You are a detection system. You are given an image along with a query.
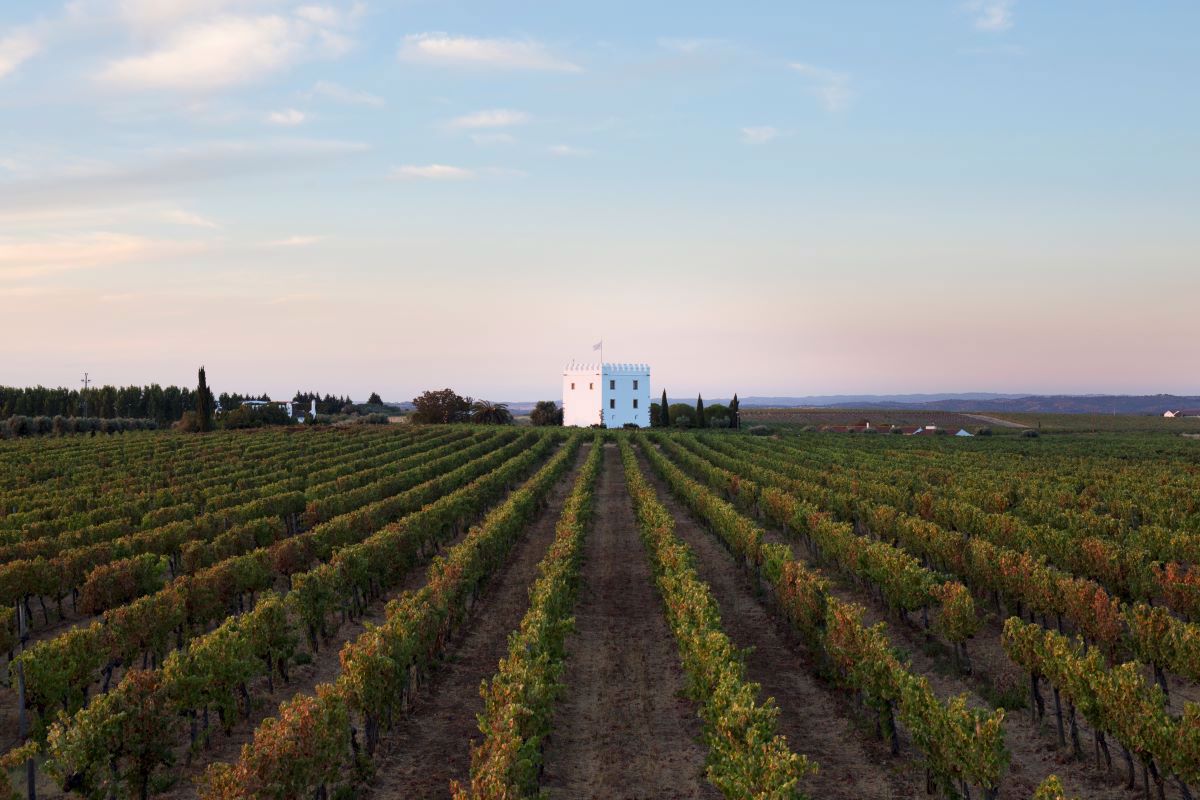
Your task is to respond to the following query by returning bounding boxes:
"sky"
[1,1,1198,402]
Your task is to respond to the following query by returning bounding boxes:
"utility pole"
[80,372,90,417]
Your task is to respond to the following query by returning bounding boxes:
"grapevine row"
[637,437,1009,799]
[452,434,603,799]
[196,433,585,799]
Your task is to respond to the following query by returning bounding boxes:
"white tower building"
[562,361,651,428]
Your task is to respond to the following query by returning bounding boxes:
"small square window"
[609,398,615,409]
[632,399,638,408]
[633,379,638,390]
[609,379,615,390]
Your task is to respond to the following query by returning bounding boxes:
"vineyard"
[3,426,1200,799]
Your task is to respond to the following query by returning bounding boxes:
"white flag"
[592,340,602,351]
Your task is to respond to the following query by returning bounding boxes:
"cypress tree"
[695,394,706,429]
[661,389,669,427]
[196,366,214,432]
[730,393,740,430]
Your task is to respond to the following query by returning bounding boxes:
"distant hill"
[733,394,1200,415]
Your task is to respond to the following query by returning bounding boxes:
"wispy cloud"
[267,108,307,125]
[265,234,323,246]
[471,133,516,146]
[548,144,592,157]
[97,9,358,91]
[112,0,278,32]
[294,3,366,29]
[656,37,729,54]
[740,126,781,145]
[398,33,580,72]
[391,164,474,180]
[789,62,853,111]
[0,233,204,279]
[448,108,529,129]
[966,0,1015,32]
[0,28,40,79]
[308,79,383,106]
[388,164,522,181]
[163,208,219,228]
[0,138,369,211]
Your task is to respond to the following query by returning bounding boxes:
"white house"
[562,361,651,428]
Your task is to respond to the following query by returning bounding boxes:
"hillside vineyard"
[2,427,1199,800]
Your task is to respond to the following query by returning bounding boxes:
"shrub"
[6,416,31,438]
[975,427,993,436]
[220,404,292,430]
[174,411,202,432]
[705,403,731,425]
[530,400,563,426]
[748,425,771,436]
[1022,429,1040,438]
[668,403,696,428]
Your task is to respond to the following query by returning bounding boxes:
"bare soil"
[364,443,589,800]
[539,444,716,800]
[633,446,923,800]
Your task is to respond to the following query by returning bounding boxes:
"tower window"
[609,379,615,390]
[633,399,638,408]
[609,398,615,409]
[589,382,593,390]
[570,382,575,390]
[633,379,638,390]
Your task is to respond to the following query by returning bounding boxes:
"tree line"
[0,384,359,422]
[651,392,741,429]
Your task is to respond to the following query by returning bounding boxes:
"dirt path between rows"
[539,444,715,800]
[364,443,589,799]
[633,446,922,800]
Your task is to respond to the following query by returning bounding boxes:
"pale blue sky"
[1,1,1197,401]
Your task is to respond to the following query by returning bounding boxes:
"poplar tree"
[661,389,669,427]
[695,394,706,429]
[196,366,214,432]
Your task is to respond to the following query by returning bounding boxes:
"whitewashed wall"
[562,364,602,427]
[601,363,651,428]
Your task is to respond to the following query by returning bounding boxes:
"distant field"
[741,406,1200,434]
[740,407,1004,431]
[986,411,1200,433]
